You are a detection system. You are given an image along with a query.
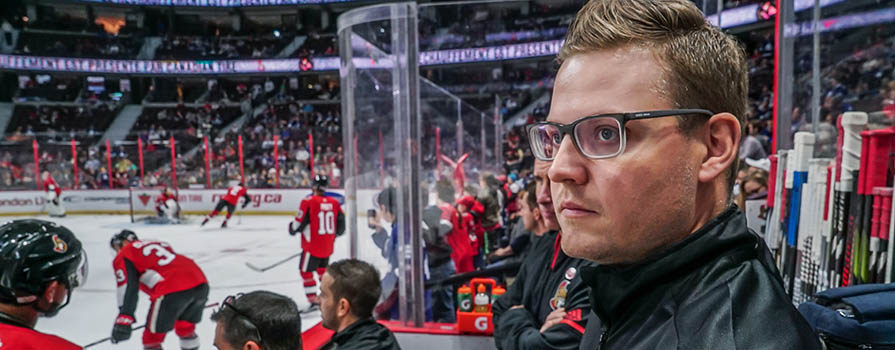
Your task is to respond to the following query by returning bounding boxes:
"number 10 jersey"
[295,195,344,258]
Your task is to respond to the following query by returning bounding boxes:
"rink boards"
[0,188,382,216]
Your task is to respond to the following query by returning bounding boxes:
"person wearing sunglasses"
[537,0,821,349]
[211,291,302,350]
[319,259,400,350]
[0,219,88,350]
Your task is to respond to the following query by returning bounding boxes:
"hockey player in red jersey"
[42,171,66,217]
[0,219,88,350]
[201,182,250,228]
[288,175,345,309]
[155,187,180,221]
[110,230,209,350]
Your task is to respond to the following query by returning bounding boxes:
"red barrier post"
[274,135,280,188]
[238,134,245,183]
[204,136,211,188]
[771,3,780,154]
[170,136,177,189]
[32,139,40,190]
[436,127,441,181]
[138,138,145,187]
[106,139,113,189]
[71,139,78,189]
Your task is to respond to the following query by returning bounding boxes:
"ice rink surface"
[6,214,386,350]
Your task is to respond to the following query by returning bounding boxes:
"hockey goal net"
[128,186,184,223]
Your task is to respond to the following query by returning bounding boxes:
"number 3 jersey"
[294,195,345,258]
[113,240,208,315]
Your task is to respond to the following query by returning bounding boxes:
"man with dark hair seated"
[211,290,302,350]
[320,259,401,350]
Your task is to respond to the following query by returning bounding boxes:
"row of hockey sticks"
[765,112,895,305]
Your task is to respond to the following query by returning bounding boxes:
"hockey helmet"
[110,229,138,250]
[313,174,329,190]
[0,219,87,314]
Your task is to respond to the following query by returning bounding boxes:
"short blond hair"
[560,0,747,130]
[560,0,748,190]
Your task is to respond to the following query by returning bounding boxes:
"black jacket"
[320,318,401,350]
[422,205,453,267]
[493,231,594,350]
[579,207,822,349]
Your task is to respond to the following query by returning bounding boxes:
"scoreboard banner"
[0,39,564,75]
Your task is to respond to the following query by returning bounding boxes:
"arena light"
[705,0,845,28]
[757,1,777,21]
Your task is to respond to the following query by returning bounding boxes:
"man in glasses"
[534,0,820,348]
[211,291,302,350]
[0,219,87,350]
[319,259,400,350]
[109,230,209,350]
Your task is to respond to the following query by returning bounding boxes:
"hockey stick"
[819,162,836,292]
[768,152,786,268]
[887,185,895,283]
[797,158,827,302]
[852,129,874,285]
[839,112,868,286]
[863,130,894,282]
[245,252,303,272]
[784,132,814,300]
[829,116,847,288]
[83,302,220,348]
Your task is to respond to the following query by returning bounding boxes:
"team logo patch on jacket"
[550,280,570,310]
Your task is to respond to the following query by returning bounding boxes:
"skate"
[221,220,228,228]
[200,218,209,227]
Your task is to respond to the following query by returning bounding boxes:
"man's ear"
[698,113,740,184]
[43,280,63,303]
[338,298,350,317]
[243,341,261,350]
[531,207,541,222]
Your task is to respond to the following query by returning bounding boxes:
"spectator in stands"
[211,290,302,350]
[421,184,457,324]
[739,120,767,160]
[371,187,432,321]
[541,0,820,348]
[319,259,401,350]
[736,166,769,210]
[477,172,504,253]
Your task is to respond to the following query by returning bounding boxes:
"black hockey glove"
[111,314,135,343]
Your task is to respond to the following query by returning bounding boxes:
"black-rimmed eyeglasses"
[221,294,262,344]
[526,109,714,161]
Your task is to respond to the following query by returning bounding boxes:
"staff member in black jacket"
[211,291,302,350]
[492,160,593,350]
[320,259,400,350]
[535,0,821,348]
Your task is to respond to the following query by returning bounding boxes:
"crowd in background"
[155,35,288,60]
[2,9,895,194]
